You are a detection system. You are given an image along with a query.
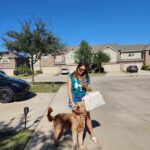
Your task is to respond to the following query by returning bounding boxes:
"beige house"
[143,45,150,67]
[1,44,150,75]
[53,48,77,73]
[63,44,150,72]
[33,53,63,74]
[0,51,29,75]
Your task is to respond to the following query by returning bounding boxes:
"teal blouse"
[69,73,90,97]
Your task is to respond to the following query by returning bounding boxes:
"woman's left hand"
[81,81,92,91]
[81,81,88,88]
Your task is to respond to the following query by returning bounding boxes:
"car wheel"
[0,88,14,103]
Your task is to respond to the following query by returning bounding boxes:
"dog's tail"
[47,107,54,122]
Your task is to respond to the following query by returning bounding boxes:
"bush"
[25,68,32,75]
[14,64,32,75]
[13,69,19,75]
[141,65,149,70]
[36,70,43,74]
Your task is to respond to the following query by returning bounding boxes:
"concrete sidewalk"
[0,93,55,132]
[25,84,102,150]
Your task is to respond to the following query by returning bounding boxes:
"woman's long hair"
[73,62,89,80]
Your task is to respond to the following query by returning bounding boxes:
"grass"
[13,74,31,80]
[0,130,33,150]
[31,82,61,93]
[13,74,39,80]
[91,72,106,76]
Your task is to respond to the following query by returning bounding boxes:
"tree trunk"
[39,58,42,71]
[99,63,102,73]
[38,51,43,72]
[31,57,35,84]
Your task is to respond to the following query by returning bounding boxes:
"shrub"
[36,70,43,74]
[141,65,149,70]
[14,64,32,75]
[18,64,27,74]
[13,69,19,75]
[25,68,32,75]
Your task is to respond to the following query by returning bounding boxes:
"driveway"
[105,70,150,77]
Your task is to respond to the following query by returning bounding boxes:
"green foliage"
[36,70,43,74]
[13,69,19,75]
[14,64,32,75]
[31,83,61,93]
[92,51,110,66]
[75,40,92,64]
[0,130,33,150]
[141,65,150,70]
[3,17,64,83]
[3,18,63,56]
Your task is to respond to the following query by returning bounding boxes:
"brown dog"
[47,102,87,150]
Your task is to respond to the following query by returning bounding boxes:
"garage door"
[103,64,121,72]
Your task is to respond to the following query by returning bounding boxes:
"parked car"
[127,65,138,73]
[61,68,69,75]
[94,67,104,73]
[0,73,30,103]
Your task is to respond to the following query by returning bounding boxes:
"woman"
[67,62,99,144]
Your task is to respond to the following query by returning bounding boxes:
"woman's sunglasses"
[78,67,86,72]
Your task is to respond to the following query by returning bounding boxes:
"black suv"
[127,65,138,73]
[0,73,30,103]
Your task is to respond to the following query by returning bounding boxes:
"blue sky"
[0,0,150,51]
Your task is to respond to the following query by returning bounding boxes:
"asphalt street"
[90,76,150,150]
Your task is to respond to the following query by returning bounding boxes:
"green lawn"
[0,130,33,150]
[31,83,61,93]
[91,72,106,76]
[12,74,32,80]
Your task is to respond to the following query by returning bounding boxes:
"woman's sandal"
[90,136,99,144]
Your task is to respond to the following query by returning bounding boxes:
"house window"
[70,54,74,59]
[128,52,134,57]
[0,56,10,63]
[42,56,49,61]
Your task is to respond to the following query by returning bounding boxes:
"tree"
[2,18,63,83]
[75,40,92,64]
[92,51,110,73]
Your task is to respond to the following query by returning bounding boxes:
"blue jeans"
[68,96,83,109]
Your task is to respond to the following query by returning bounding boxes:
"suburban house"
[143,45,150,67]
[60,44,150,72]
[53,47,77,73]
[1,44,150,75]
[0,51,29,75]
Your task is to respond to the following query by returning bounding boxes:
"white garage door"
[103,64,121,72]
